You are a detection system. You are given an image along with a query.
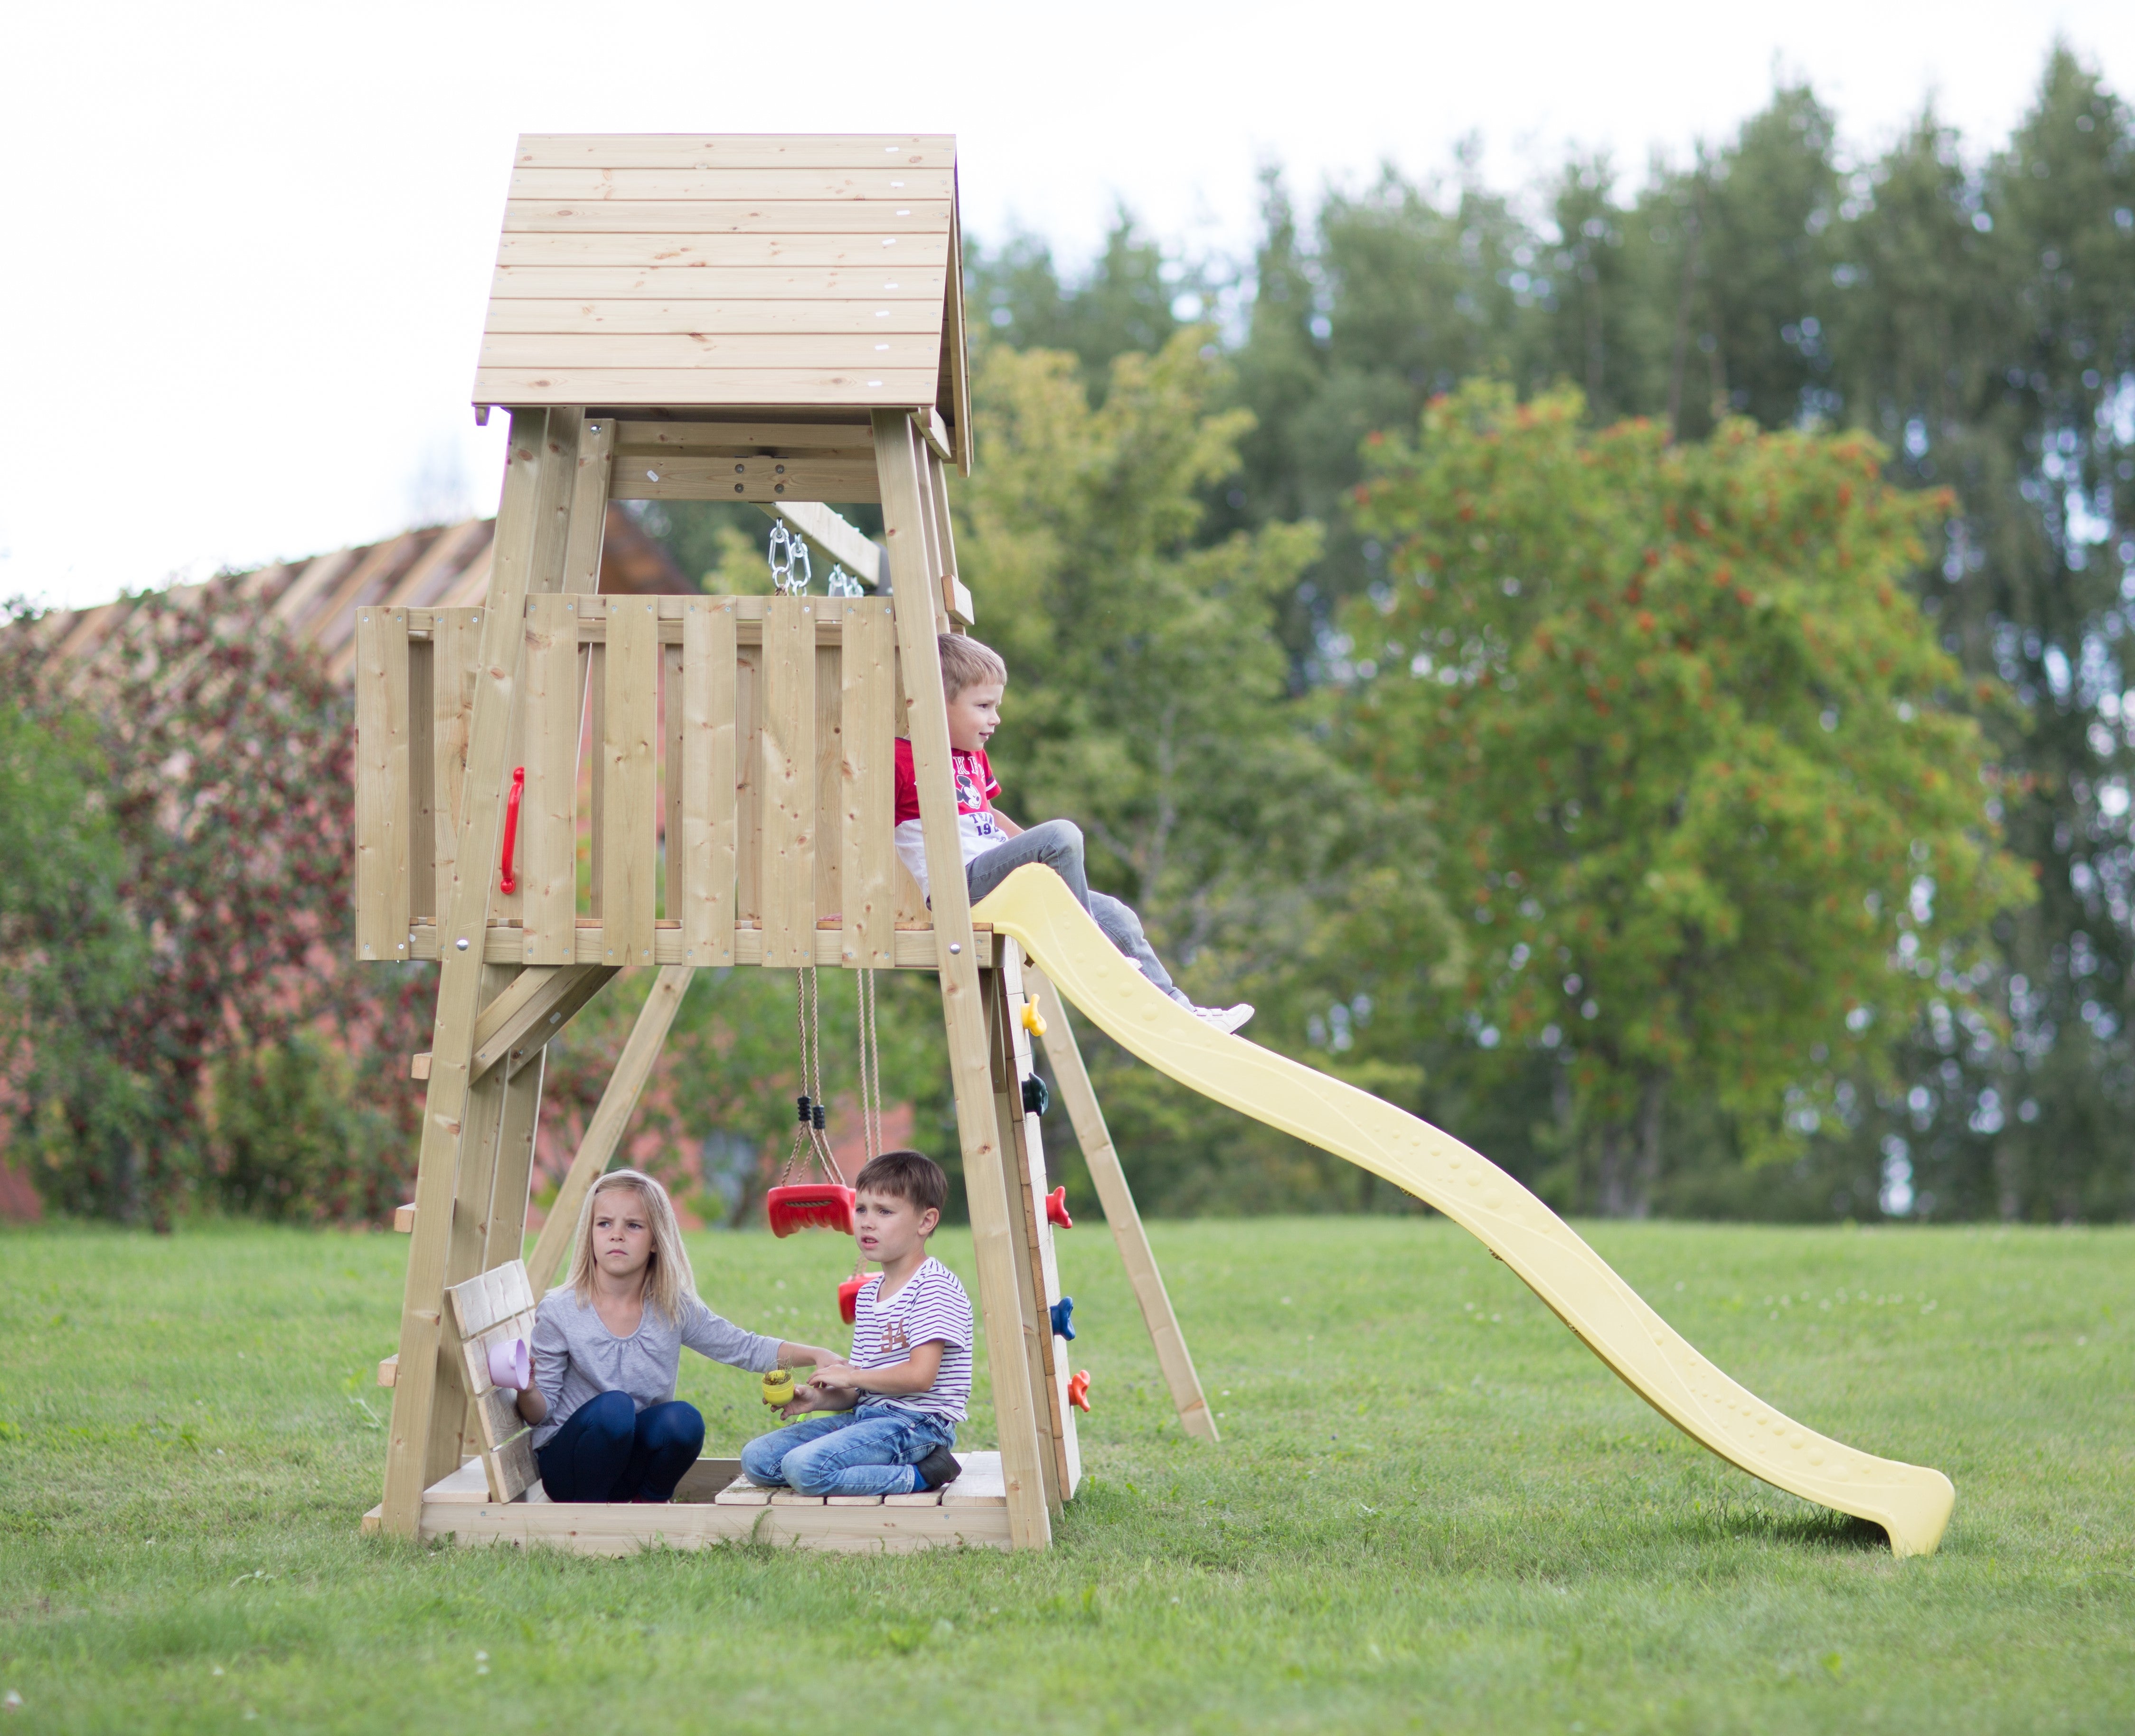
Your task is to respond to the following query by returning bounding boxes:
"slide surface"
[973,866,1955,1557]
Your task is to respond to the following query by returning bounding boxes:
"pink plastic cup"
[488,1336,531,1392]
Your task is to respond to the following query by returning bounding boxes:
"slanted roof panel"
[475,132,970,449]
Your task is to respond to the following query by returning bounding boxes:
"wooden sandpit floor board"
[362,1452,1013,1555]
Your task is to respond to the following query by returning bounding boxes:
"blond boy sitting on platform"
[894,633,1252,1033]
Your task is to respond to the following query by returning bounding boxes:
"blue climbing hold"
[1050,1296,1076,1341]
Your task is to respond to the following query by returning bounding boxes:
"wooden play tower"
[355,133,1214,1554]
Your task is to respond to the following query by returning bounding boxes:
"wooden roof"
[474,134,973,470]
[36,507,686,688]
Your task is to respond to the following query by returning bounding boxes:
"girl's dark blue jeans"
[535,1390,705,1502]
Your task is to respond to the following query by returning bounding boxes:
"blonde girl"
[516,1170,838,1503]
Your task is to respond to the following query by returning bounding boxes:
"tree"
[1346,382,2032,1214]
[0,589,417,1226]
[950,332,1448,1209]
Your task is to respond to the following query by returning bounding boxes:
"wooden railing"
[353,593,940,972]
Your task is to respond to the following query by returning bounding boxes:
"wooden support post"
[875,407,1051,1550]
[526,965,695,1295]
[381,407,581,1540]
[1023,965,1218,1443]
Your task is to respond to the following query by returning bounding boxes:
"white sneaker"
[1194,1003,1254,1035]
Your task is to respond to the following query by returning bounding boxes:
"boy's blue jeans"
[740,1405,955,1497]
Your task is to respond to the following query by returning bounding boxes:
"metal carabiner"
[767,523,795,591]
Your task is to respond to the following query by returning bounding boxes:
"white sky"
[2,0,2127,610]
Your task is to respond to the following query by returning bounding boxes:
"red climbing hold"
[1066,1369,1091,1413]
[1045,1186,1073,1229]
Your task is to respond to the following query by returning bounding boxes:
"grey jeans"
[965,820,1190,1006]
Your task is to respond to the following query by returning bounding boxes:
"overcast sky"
[3,0,2127,611]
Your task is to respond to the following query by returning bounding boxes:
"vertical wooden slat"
[602,596,658,964]
[354,606,411,961]
[841,598,898,969]
[759,594,817,968]
[492,640,528,932]
[814,597,845,928]
[587,642,606,918]
[430,608,483,910]
[521,593,582,963]
[681,599,738,966]
[734,646,760,925]
[407,635,436,924]
[875,406,1051,1550]
[663,637,684,916]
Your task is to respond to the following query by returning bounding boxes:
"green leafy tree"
[949,332,1451,1210]
[1346,382,2032,1213]
[1,590,422,1226]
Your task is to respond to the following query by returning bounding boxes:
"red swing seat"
[765,1183,856,1238]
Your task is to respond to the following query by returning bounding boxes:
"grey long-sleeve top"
[528,1286,782,1450]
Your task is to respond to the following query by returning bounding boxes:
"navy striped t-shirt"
[849,1255,973,1423]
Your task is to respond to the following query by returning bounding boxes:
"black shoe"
[913,1444,962,1491]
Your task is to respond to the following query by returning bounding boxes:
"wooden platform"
[361,1451,1013,1555]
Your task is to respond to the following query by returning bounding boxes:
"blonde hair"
[565,1169,697,1323]
[937,632,1007,701]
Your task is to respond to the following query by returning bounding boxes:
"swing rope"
[856,967,884,1165]
[780,966,840,1187]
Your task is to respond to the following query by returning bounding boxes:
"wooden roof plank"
[515,134,954,170]
[480,333,941,368]
[495,233,951,270]
[511,168,956,200]
[473,368,939,407]
[490,266,946,301]
[484,300,943,336]
[502,200,951,236]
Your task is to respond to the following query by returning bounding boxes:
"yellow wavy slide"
[972,865,1955,1557]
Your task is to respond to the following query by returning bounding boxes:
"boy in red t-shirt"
[893,633,1252,1033]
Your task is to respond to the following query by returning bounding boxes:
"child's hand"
[780,1384,823,1417]
[810,1360,865,1391]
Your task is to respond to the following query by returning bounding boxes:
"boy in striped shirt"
[739,1150,970,1496]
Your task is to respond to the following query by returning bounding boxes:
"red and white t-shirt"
[848,1256,973,1423]
[893,737,1008,899]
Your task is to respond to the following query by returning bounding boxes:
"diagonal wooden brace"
[470,963,619,1082]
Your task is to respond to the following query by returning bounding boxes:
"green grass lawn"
[0,1214,2129,1734]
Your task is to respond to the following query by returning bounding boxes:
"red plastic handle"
[498,766,524,895]
[1045,1185,1073,1229]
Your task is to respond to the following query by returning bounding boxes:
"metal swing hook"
[768,523,813,595]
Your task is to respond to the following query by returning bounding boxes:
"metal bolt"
[949,943,961,954]
[455,937,470,951]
